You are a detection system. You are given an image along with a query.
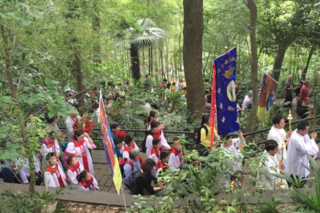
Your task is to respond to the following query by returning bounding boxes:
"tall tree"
[66,0,85,114]
[114,18,166,80]
[183,0,205,119]
[245,0,259,135]
[92,0,102,63]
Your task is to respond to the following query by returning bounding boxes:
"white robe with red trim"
[44,163,68,188]
[67,161,84,185]
[150,147,160,166]
[78,175,99,191]
[147,123,170,150]
[122,142,139,159]
[169,148,182,169]
[154,160,169,179]
[65,137,96,175]
[40,139,62,169]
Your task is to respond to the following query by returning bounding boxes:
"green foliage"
[0,188,65,213]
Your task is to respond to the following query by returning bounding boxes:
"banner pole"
[121,184,128,212]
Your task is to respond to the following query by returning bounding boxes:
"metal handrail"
[59,115,320,137]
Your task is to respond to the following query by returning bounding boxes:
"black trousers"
[284,94,293,108]
[287,174,307,188]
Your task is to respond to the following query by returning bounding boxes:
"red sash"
[68,140,89,171]
[46,163,65,188]
[68,161,82,174]
[156,160,168,170]
[43,139,56,149]
[80,175,96,191]
[171,148,182,163]
[151,147,160,158]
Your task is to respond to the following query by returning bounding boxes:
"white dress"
[44,163,68,188]
[220,138,245,186]
[147,123,170,150]
[242,95,252,110]
[78,175,99,191]
[122,142,139,159]
[267,126,287,163]
[67,161,85,185]
[65,137,96,175]
[168,148,182,169]
[257,151,288,190]
[285,129,319,178]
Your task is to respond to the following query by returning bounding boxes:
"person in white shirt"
[175,78,183,92]
[285,120,318,188]
[65,113,81,142]
[257,140,288,190]
[17,156,43,185]
[220,133,245,187]
[242,90,253,110]
[267,115,292,163]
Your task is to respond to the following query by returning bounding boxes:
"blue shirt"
[111,131,118,145]
[123,159,141,185]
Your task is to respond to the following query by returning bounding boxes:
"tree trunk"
[301,46,314,81]
[245,0,259,136]
[92,0,101,63]
[166,39,169,80]
[0,20,36,194]
[154,46,159,81]
[272,48,286,82]
[130,44,141,80]
[160,47,165,78]
[66,0,85,114]
[142,47,145,74]
[179,31,182,73]
[183,0,205,119]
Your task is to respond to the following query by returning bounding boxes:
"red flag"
[210,64,217,150]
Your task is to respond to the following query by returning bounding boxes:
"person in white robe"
[67,156,84,186]
[40,131,63,169]
[65,113,81,142]
[285,120,318,188]
[242,90,253,110]
[77,170,99,191]
[257,140,288,190]
[146,121,161,158]
[44,153,68,188]
[17,156,42,185]
[150,139,161,166]
[147,111,170,150]
[267,115,292,163]
[220,133,245,187]
[122,136,142,165]
[65,130,96,175]
[169,138,182,169]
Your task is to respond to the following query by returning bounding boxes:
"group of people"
[284,74,314,118]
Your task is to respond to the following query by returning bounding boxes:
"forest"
[0,0,320,212]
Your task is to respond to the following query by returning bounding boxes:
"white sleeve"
[45,172,57,187]
[146,136,153,158]
[168,153,180,169]
[55,140,61,157]
[92,176,99,190]
[68,170,78,185]
[40,144,48,158]
[122,151,129,159]
[78,185,89,191]
[150,154,158,165]
[19,166,29,184]
[65,142,76,155]
[84,137,96,149]
[79,162,84,172]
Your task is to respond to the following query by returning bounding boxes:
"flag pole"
[121,184,128,212]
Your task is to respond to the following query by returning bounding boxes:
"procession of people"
[0,75,319,195]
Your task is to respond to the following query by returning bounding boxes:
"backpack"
[128,170,142,195]
[119,158,134,177]
[142,132,152,153]
[193,125,208,144]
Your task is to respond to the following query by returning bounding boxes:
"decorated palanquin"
[212,47,240,135]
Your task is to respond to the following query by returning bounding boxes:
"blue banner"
[214,47,240,135]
